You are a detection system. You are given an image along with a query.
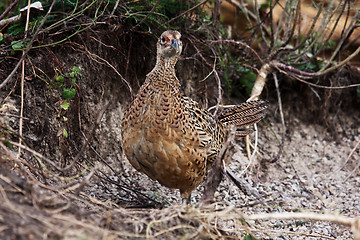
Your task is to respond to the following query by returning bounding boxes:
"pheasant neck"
[147,55,180,91]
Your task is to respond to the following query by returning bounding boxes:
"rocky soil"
[86,97,360,239]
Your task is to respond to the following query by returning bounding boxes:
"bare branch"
[0,0,20,21]
[245,211,360,239]
[209,39,264,65]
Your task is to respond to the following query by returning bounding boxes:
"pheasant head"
[149,30,183,88]
[157,30,182,61]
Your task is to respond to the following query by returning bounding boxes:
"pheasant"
[121,30,268,200]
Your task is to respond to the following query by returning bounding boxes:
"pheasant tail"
[216,100,268,137]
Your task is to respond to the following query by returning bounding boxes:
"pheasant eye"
[161,36,170,43]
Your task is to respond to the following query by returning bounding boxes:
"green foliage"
[63,128,68,138]
[11,40,24,50]
[58,66,81,101]
[120,0,209,30]
[62,88,76,100]
[5,13,47,36]
[325,40,337,49]
[237,69,256,95]
[55,76,65,87]
[5,21,25,36]
[53,66,81,140]
[217,49,256,98]
[60,66,81,100]
[70,66,82,79]
[60,100,70,110]
[11,39,30,50]
[54,66,81,120]
[1,129,14,149]
[357,87,360,103]
[55,0,78,10]
[2,0,98,40]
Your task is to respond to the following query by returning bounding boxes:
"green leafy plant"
[237,69,256,95]
[55,76,65,87]
[60,100,70,111]
[62,66,81,100]
[54,66,82,139]
[54,66,81,119]
[59,66,81,101]
[62,129,68,138]
[217,48,256,98]
[11,39,30,50]
[62,88,76,100]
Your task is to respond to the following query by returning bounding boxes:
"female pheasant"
[121,30,268,200]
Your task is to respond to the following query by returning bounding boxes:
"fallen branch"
[245,212,360,240]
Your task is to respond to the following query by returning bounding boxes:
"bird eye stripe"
[161,36,171,43]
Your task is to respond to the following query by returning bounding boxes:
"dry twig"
[245,212,360,240]
[17,0,31,159]
[201,126,236,203]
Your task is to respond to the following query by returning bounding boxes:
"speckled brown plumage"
[121,30,268,199]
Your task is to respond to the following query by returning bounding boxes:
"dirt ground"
[94,100,360,239]
[1,95,359,239]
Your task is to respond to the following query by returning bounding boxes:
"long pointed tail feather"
[216,100,268,136]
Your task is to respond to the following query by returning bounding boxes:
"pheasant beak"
[171,39,180,50]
